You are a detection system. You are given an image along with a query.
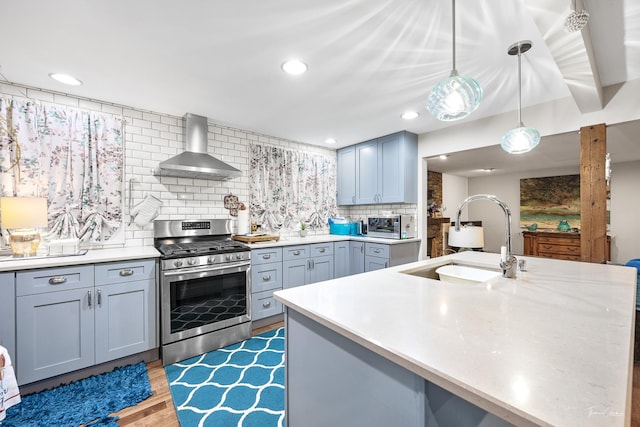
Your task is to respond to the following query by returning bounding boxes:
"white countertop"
[242,233,421,249]
[0,246,160,271]
[274,251,636,427]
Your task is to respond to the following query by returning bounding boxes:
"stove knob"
[207,256,215,264]
[226,254,232,261]
[236,253,243,260]
[187,258,198,266]
[173,260,183,268]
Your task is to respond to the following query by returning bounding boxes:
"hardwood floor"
[115,322,640,426]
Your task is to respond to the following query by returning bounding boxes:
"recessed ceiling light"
[49,73,82,86]
[439,154,449,160]
[481,168,495,172]
[325,138,336,145]
[401,111,419,120]
[281,59,308,75]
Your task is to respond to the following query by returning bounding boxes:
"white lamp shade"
[1,197,48,229]
[449,225,484,248]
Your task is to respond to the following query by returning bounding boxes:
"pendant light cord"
[517,48,522,126]
[451,0,457,74]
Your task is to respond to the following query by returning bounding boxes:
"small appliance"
[367,215,416,239]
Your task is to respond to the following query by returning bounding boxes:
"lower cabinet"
[349,241,366,275]
[0,272,16,363]
[16,260,156,385]
[283,243,334,289]
[251,247,284,321]
[365,243,390,272]
[364,241,420,272]
[334,241,350,279]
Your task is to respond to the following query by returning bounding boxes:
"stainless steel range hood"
[156,113,242,180]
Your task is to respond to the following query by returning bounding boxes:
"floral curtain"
[0,97,124,242]
[249,144,337,230]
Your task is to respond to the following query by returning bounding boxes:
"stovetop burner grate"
[157,240,249,257]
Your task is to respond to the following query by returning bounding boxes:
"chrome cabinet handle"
[262,274,271,281]
[318,248,325,253]
[293,250,301,256]
[385,261,389,268]
[119,269,134,277]
[373,248,381,254]
[262,254,271,259]
[360,245,363,253]
[87,290,92,308]
[310,259,315,270]
[49,276,67,285]
[262,301,271,308]
[97,289,102,307]
[352,195,355,204]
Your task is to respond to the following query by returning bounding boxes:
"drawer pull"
[293,250,301,256]
[318,248,325,253]
[97,289,102,307]
[119,269,134,277]
[262,254,271,260]
[262,301,271,308]
[373,248,381,254]
[262,274,271,281]
[87,290,92,308]
[49,276,67,285]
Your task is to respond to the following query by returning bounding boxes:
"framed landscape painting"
[520,175,581,230]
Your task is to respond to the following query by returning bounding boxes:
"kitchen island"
[274,251,636,427]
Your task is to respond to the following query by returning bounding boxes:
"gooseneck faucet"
[453,194,517,278]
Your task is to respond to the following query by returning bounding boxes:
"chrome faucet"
[453,194,517,278]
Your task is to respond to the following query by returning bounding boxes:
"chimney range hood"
[156,113,242,181]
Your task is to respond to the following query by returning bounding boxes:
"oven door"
[161,261,251,345]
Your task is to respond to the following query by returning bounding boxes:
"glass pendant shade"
[427,72,482,121]
[500,125,540,154]
[563,9,589,32]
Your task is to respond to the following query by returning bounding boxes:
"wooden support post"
[580,123,607,263]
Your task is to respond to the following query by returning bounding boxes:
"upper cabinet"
[337,131,418,205]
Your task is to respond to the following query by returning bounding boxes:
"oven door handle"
[162,261,250,277]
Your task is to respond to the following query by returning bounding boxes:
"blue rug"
[2,362,152,427]
[165,327,285,427]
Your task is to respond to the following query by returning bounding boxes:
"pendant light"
[563,0,589,33]
[500,40,540,155]
[427,0,482,121]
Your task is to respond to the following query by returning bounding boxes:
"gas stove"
[154,219,250,271]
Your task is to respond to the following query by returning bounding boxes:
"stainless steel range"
[154,219,251,365]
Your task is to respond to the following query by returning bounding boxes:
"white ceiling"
[0,0,638,151]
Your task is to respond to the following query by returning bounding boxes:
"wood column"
[580,123,607,263]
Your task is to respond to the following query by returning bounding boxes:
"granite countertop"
[0,246,160,272]
[274,251,635,427]
[241,234,421,249]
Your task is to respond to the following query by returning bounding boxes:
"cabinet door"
[378,133,402,203]
[365,256,389,272]
[0,272,16,362]
[17,288,94,385]
[283,258,309,289]
[94,279,156,364]
[309,255,334,283]
[334,242,350,278]
[355,140,379,204]
[349,241,365,275]
[337,146,356,206]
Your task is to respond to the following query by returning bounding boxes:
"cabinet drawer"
[538,244,581,256]
[283,245,310,261]
[251,263,283,293]
[17,265,94,296]
[251,247,283,265]
[539,253,581,261]
[252,289,283,321]
[95,259,156,286]
[365,243,390,259]
[310,243,333,257]
[537,236,579,246]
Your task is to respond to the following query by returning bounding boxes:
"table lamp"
[1,197,48,257]
[448,224,484,252]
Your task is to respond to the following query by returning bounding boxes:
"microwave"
[367,215,416,239]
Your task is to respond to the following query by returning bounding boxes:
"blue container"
[329,223,351,235]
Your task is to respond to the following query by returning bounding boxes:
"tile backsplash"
[0,82,416,247]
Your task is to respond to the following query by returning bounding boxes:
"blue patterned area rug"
[165,327,285,427]
[3,362,152,427]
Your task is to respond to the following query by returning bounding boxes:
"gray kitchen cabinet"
[349,241,366,275]
[16,260,156,385]
[364,241,420,273]
[283,243,334,289]
[251,247,284,321]
[0,272,16,362]
[334,241,350,278]
[338,131,418,206]
[94,260,156,364]
[336,146,356,206]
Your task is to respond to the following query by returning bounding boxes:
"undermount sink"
[400,261,501,284]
